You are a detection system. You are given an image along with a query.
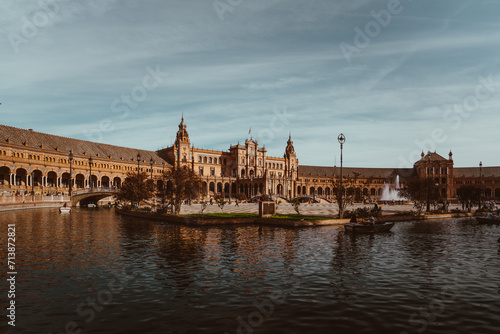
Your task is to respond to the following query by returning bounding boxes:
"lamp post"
[338,133,346,218]
[31,171,34,196]
[137,153,141,175]
[313,179,316,201]
[150,158,154,179]
[69,151,73,196]
[89,157,93,191]
[221,172,225,200]
[250,175,254,199]
[271,172,274,198]
[479,161,483,209]
[228,174,232,204]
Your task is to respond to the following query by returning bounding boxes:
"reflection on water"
[1,209,500,333]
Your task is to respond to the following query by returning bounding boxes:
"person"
[369,216,375,226]
[210,198,213,205]
[235,199,239,207]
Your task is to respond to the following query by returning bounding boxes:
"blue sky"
[1,0,499,168]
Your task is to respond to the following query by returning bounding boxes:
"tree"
[291,198,301,215]
[397,177,439,214]
[333,172,363,218]
[116,172,155,206]
[456,185,481,212]
[214,193,226,212]
[162,166,203,215]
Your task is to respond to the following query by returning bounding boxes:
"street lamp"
[271,172,274,198]
[69,151,73,196]
[150,158,154,179]
[313,179,316,201]
[338,133,346,218]
[250,174,254,199]
[89,157,93,191]
[31,171,34,196]
[137,153,141,175]
[221,172,225,200]
[228,174,232,204]
[479,161,483,209]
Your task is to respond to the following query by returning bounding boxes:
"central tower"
[174,115,191,167]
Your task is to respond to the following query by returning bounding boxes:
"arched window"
[204,157,207,163]
[209,157,212,163]
[198,156,202,162]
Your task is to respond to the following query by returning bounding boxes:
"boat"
[344,221,395,233]
[475,215,500,224]
[59,206,72,213]
[87,203,97,208]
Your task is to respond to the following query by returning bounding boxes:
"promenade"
[178,202,465,216]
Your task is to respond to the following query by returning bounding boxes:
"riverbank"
[116,208,351,227]
[115,208,478,227]
[0,201,69,212]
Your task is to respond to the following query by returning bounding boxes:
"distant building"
[0,118,499,201]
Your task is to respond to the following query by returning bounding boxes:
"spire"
[175,114,189,143]
[285,133,295,156]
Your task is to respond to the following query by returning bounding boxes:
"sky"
[1,0,499,169]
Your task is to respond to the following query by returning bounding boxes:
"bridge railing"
[72,187,118,196]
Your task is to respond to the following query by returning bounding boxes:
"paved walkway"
[179,202,465,216]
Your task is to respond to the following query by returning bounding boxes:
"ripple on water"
[1,211,500,333]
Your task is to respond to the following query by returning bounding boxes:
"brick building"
[0,117,498,202]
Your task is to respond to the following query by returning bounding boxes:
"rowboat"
[344,222,395,233]
[59,207,72,213]
[475,216,500,224]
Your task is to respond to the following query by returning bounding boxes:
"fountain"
[380,175,405,202]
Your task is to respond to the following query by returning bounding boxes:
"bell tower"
[174,115,191,167]
[284,133,297,179]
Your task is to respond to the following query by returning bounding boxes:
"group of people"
[350,215,376,225]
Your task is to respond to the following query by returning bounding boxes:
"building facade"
[1,118,499,202]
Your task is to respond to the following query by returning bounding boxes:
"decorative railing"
[71,187,118,196]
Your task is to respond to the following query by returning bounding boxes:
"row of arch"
[297,186,385,197]
[0,166,124,189]
[198,156,227,165]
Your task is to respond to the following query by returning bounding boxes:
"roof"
[0,124,169,165]
[298,165,415,178]
[454,167,500,178]
[421,151,449,162]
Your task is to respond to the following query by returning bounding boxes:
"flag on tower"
[248,127,251,135]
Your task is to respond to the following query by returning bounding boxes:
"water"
[381,175,405,201]
[1,208,500,334]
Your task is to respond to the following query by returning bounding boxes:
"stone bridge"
[71,187,118,206]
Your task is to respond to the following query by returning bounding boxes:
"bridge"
[71,187,118,207]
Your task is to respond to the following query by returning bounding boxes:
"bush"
[344,206,378,219]
[236,193,247,201]
[260,194,271,201]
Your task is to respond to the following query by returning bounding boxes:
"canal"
[1,208,499,333]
